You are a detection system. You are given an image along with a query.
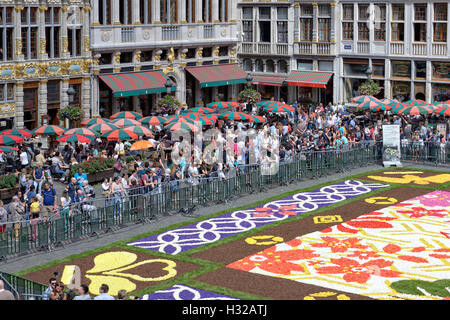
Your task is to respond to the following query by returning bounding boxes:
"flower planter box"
[87,168,114,184]
[0,186,20,201]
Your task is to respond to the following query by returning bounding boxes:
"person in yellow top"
[29,196,41,242]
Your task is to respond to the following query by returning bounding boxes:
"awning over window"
[286,71,333,88]
[186,63,248,88]
[252,75,286,87]
[99,70,176,97]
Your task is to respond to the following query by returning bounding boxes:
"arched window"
[266,60,275,73]
[255,59,263,72]
[243,58,252,71]
[278,60,288,73]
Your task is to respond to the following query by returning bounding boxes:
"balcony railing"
[432,43,447,56]
[257,43,271,54]
[390,42,404,55]
[298,42,313,54]
[121,27,134,43]
[357,42,369,54]
[276,43,289,55]
[203,25,214,39]
[241,43,254,54]
[412,43,427,56]
[317,43,331,55]
[162,26,180,40]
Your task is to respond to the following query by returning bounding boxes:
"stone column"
[132,0,140,24]
[112,0,121,24]
[196,47,203,66]
[180,0,187,23]
[187,0,193,23]
[134,50,141,71]
[113,51,121,72]
[39,6,48,59]
[220,0,226,22]
[312,3,318,42]
[14,6,23,61]
[196,0,203,23]
[91,74,100,117]
[82,6,91,57]
[61,78,70,110]
[92,0,100,25]
[38,80,48,126]
[330,2,336,42]
[205,0,209,23]
[153,0,161,23]
[82,77,91,120]
[294,3,299,42]
[14,82,24,128]
[61,6,69,58]
[211,0,219,23]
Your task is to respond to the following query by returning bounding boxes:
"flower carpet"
[18,168,450,300]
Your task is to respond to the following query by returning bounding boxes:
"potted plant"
[58,106,83,128]
[0,174,19,200]
[157,95,180,114]
[358,80,381,97]
[238,87,261,103]
[70,158,115,183]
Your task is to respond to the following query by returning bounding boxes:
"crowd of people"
[0,99,448,231]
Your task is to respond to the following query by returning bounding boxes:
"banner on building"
[382,124,402,167]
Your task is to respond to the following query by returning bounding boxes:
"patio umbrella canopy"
[33,125,67,136]
[130,140,155,151]
[186,114,216,125]
[206,102,233,109]
[403,99,430,107]
[88,123,119,134]
[81,118,111,127]
[0,134,24,146]
[352,95,380,104]
[110,111,143,120]
[0,128,34,138]
[397,105,435,116]
[433,106,450,116]
[165,121,200,132]
[111,118,141,127]
[56,133,95,144]
[387,101,408,114]
[123,125,153,137]
[186,107,214,114]
[248,115,267,123]
[0,145,19,153]
[64,128,99,137]
[263,105,295,113]
[220,111,253,121]
[139,116,167,126]
[257,100,286,108]
[101,129,139,141]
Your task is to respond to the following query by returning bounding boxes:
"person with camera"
[42,277,57,300]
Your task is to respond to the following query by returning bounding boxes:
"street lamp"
[365,66,372,81]
[164,78,173,95]
[246,73,253,85]
[67,86,75,105]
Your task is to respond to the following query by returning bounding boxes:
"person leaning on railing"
[0,280,15,300]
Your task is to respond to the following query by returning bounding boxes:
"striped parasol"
[220,111,253,121]
[388,101,408,114]
[397,105,435,116]
[186,107,214,114]
[111,118,141,127]
[56,133,95,144]
[207,101,233,109]
[186,114,216,125]
[248,115,267,124]
[123,125,153,137]
[110,111,143,120]
[0,145,19,153]
[33,125,67,136]
[0,128,34,138]
[139,116,167,126]
[165,120,200,132]
[403,99,431,108]
[130,140,155,151]
[81,117,111,127]
[0,134,25,146]
[357,100,385,111]
[352,95,380,104]
[263,104,295,113]
[88,123,119,134]
[101,129,139,141]
[434,105,450,116]
[64,128,99,137]
[257,100,285,108]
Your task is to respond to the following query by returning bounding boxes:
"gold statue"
[168,47,175,63]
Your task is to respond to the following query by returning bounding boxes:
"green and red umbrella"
[248,115,267,124]
[352,95,380,104]
[81,117,111,127]
[357,100,385,111]
[0,145,19,153]
[0,128,34,138]
[111,118,141,127]
[397,105,435,116]
[56,133,95,144]
[434,106,450,116]
[369,103,391,113]
[0,134,24,146]
[123,125,153,137]
[164,115,182,124]
[88,123,118,134]
[220,111,253,121]
[101,129,139,141]
[263,104,295,113]
[388,101,408,114]
[403,99,431,108]
[257,100,285,108]
[165,121,200,132]
[110,111,143,120]
[64,128,99,137]
[207,102,233,109]
[186,114,216,125]
[139,116,167,126]
[33,125,67,136]
[186,107,214,114]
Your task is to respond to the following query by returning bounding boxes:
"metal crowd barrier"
[1,140,448,257]
[0,271,46,300]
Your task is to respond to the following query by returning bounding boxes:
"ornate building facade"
[0,0,95,131]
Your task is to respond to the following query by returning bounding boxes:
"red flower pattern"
[397,207,448,219]
[347,250,381,260]
[252,205,299,218]
[311,236,368,253]
[316,257,401,284]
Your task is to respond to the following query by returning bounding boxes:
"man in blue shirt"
[42,182,57,219]
[74,168,88,188]
[65,177,78,204]
[42,278,57,300]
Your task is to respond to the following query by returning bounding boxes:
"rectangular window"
[277,21,288,43]
[342,22,353,40]
[0,84,4,101]
[301,4,313,16]
[432,62,450,80]
[358,4,369,20]
[391,60,411,78]
[300,18,312,41]
[415,61,427,79]
[343,4,353,20]
[434,3,448,21]
[0,7,14,61]
[259,21,271,42]
[297,59,313,71]
[47,80,60,110]
[319,60,333,71]
[414,4,427,20]
[318,4,330,16]
[414,23,427,42]
[434,23,447,42]
[99,0,112,25]
[343,59,369,76]
[375,23,386,41]
[259,7,271,20]
[358,22,369,40]
[372,60,385,77]
[0,83,14,102]
[391,23,404,41]
[242,20,253,42]
[242,7,252,19]
[277,7,288,20]
[375,4,386,21]
[392,4,404,20]
[318,18,330,42]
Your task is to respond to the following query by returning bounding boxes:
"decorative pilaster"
[92,0,100,25]
[132,0,140,24]
[294,3,300,42]
[312,3,318,42]
[211,0,219,23]
[82,6,91,56]
[14,82,24,129]
[113,51,121,72]
[112,0,121,25]
[81,77,91,120]
[39,7,48,58]
[180,0,187,23]
[330,2,336,42]
[61,7,69,57]
[14,6,24,60]
[61,78,70,109]
[38,80,47,126]
[196,0,203,23]
[134,50,141,71]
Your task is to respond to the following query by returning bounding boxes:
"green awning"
[201,79,247,88]
[186,63,248,88]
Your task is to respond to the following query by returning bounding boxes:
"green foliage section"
[0,173,18,189]
[390,279,450,298]
[58,106,83,122]
[358,80,381,96]
[157,95,180,110]
[69,157,115,176]
[238,87,261,103]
